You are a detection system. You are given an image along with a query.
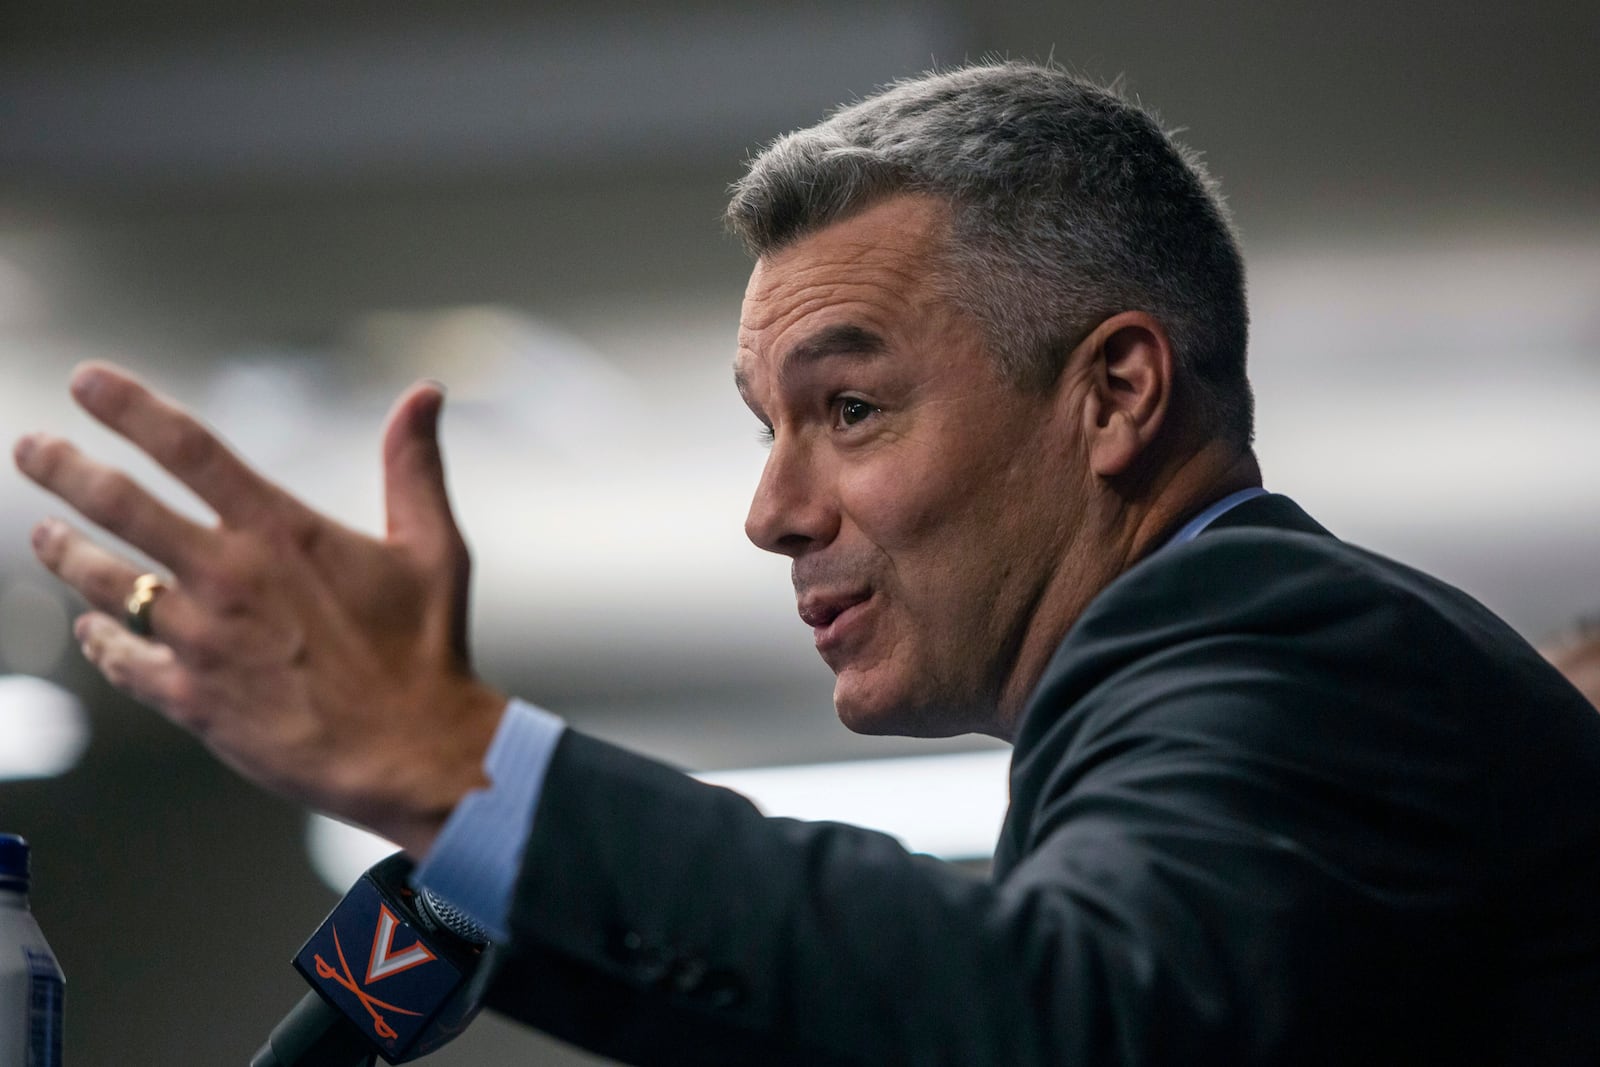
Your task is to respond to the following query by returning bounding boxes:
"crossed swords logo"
[314,903,438,1042]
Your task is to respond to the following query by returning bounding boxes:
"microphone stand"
[249,990,378,1067]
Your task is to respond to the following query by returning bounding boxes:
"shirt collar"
[1163,486,1269,549]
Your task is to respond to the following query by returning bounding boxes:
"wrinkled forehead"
[733,195,956,391]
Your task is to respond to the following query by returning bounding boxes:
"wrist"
[366,678,510,857]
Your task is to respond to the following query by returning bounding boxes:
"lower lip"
[814,596,873,652]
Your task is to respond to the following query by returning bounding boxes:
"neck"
[1123,441,1263,564]
[987,441,1261,739]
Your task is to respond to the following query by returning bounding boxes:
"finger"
[15,434,212,576]
[67,361,295,528]
[74,612,198,724]
[31,517,151,615]
[382,382,462,553]
[33,518,223,651]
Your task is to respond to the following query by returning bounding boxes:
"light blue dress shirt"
[412,698,565,942]
[414,487,1269,940]
[1164,486,1267,548]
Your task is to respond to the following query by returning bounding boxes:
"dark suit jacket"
[486,495,1600,1065]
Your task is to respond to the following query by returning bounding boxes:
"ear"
[1075,311,1173,478]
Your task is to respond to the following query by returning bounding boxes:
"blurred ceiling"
[4,0,1597,221]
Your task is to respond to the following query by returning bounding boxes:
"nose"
[744,435,838,558]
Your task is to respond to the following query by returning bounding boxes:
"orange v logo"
[365,903,438,985]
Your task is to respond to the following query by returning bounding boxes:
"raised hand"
[13,362,508,855]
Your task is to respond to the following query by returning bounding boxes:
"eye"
[834,396,878,429]
[755,423,774,446]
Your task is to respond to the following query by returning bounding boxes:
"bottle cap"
[0,834,30,890]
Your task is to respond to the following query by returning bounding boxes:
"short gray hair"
[726,61,1253,450]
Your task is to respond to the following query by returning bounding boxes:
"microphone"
[252,852,493,1066]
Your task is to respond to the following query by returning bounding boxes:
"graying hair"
[725,61,1254,449]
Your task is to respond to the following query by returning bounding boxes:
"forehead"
[735,195,956,389]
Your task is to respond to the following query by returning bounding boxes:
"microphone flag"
[291,853,485,1062]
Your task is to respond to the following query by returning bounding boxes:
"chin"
[832,678,973,738]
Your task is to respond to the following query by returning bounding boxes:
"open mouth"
[798,590,873,650]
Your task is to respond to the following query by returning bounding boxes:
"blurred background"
[1,0,1597,1061]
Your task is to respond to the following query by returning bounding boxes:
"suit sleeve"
[479,606,1490,1067]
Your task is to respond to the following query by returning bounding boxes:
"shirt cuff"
[412,697,566,943]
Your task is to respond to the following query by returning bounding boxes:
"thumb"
[382,381,459,551]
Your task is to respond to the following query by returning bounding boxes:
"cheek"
[837,449,973,549]
[849,448,1065,617]
[838,455,1024,633]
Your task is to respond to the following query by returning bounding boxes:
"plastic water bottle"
[0,835,63,1066]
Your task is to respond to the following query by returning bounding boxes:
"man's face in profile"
[734,195,1085,739]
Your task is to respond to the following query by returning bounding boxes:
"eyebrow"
[734,322,888,396]
[788,323,886,366]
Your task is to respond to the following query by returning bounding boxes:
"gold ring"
[124,573,167,636]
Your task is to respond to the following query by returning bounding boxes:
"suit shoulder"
[1086,524,1504,651]
[1013,522,1561,763]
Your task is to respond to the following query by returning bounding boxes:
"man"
[14,62,1600,1064]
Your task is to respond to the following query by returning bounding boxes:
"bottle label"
[23,949,62,1067]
